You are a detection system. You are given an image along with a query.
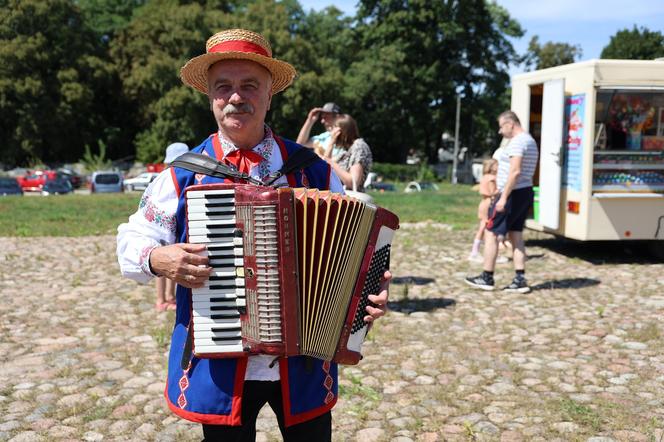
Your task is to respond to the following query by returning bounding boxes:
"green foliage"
[372,162,437,182]
[348,0,524,163]
[77,0,145,39]
[601,26,664,60]
[0,0,122,166]
[559,398,603,431]
[523,35,582,69]
[1,0,526,168]
[81,140,113,172]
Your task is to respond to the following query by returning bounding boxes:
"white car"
[123,172,160,191]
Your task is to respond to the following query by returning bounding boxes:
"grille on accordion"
[185,183,399,365]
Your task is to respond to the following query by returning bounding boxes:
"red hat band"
[208,40,269,58]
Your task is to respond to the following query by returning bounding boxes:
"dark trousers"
[201,380,332,442]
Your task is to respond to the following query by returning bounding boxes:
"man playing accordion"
[116,28,391,441]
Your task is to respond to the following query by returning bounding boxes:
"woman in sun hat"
[116,28,393,441]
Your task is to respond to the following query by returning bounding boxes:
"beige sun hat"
[180,29,297,95]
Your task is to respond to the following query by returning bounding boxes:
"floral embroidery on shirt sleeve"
[139,244,159,277]
[139,193,177,232]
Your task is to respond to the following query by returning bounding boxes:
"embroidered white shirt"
[116,130,343,381]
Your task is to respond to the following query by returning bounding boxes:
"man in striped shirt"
[466,110,539,293]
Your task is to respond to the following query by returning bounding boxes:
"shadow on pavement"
[531,277,601,291]
[525,237,662,265]
[388,297,456,313]
[391,276,436,285]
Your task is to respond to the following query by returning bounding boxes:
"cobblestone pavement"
[1,224,664,441]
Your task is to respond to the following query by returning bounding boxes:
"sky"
[297,0,664,77]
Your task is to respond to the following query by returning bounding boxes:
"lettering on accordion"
[185,183,399,365]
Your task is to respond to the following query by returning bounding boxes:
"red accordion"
[185,183,399,365]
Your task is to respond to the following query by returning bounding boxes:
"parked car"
[90,171,124,193]
[16,170,58,192]
[41,178,74,195]
[57,168,83,188]
[123,172,159,192]
[0,177,23,196]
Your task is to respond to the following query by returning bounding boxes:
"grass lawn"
[0,183,478,237]
[0,193,141,237]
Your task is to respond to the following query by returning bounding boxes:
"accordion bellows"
[186,184,399,364]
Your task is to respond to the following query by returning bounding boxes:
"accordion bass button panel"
[186,188,247,356]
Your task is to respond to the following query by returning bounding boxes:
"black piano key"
[209,275,238,282]
[211,336,242,342]
[211,313,241,320]
[211,326,242,333]
[207,233,236,239]
[209,297,237,303]
[208,244,235,251]
[210,305,239,311]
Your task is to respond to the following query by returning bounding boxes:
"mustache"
[222,103,254,115]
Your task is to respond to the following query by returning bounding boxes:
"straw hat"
[180,29,297,95]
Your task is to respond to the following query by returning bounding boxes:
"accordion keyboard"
[186,189,246,355]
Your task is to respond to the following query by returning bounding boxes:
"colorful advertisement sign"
[562,94,585,192]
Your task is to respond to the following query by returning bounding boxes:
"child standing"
[469,159,498,261]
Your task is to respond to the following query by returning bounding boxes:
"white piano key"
[194,336,242,345]
[192,317,242,326]
[189,235,218,244]
[193,300,238,309]
[192,287,238,297]
[188,211,235,221]
[187,189,235,198]
[188,218,236,229]
[208,263,237,271]
[210,269,237,278]
[187,196,235,205]
[194,343,244,353]
[193,307,240,317]
[236,298,246,308]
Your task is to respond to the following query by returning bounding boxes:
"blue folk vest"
[164,134,338,427]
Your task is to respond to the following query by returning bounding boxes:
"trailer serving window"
[593,89,664,193]
[595,89,664,151]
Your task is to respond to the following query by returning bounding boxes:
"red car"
[16,170,59,192]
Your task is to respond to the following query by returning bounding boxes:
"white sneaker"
[467,254,484,263]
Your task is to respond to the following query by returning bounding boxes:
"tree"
[601,26,664,60]
[523,35,582,69]
[110,0,353,162]
[0,0,121,166]
[109,0,229,162]
[77,0,145,41]
[346,0,524,162]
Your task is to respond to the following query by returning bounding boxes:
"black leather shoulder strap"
[264,146,320,186]
[170,152,263,185]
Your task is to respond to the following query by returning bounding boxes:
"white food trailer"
[511,60,664,256]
